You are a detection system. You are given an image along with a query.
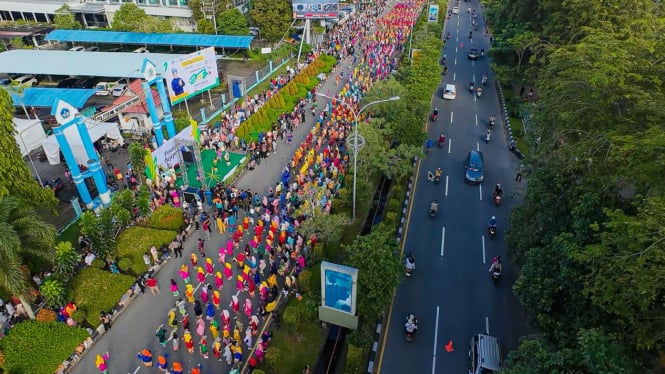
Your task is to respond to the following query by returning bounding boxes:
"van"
[469,334,501,374]
[112,84,127,97]
[12,75,38,87]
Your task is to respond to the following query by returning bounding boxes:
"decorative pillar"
[142,81,164,145]
[53,125,92,207]
[87,159,111,206]
[155,76,176,138]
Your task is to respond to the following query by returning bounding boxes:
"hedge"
[0,321,89,374]
[116,226,177,273]
[67,267,135,325]
[344,344,366,374]
[147,205,184,232]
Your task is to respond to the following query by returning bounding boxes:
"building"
[103,79,163,135]
[0,0,250,32]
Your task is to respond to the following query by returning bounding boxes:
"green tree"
[0,195,56,318]
[136,185,152,217]
[249,0,292,42]
[53,241,80,280]
[344,223,402,322]
[53,4,82,30]
[128,142,147,184]
[39,278,67,308]
[196,18,216,34]
[111,3,149,31]
[217,8,249,35]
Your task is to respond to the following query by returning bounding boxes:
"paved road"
[377,2,529,373]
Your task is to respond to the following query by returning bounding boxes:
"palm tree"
[0,195,56,319]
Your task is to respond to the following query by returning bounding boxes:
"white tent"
[13,118,46,157]
[42,119,124,165]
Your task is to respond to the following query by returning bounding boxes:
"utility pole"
[201,0,218,35]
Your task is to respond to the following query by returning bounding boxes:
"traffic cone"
[445,340,454,352]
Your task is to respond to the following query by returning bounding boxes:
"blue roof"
[10,88,96,108]
[45,30,253,49]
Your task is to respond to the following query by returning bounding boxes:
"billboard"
[292,0,339,19]
[319,261,358,329]
[163,47,219,105]
[428,4,439,22]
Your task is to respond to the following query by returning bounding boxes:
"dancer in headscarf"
[170,278,179,297]
[156,354,168,372]
[137,348,153,367]
[196,266,206,283]
[184,329,194,353]
[243,298,253,319]
[214,271,223,289]
[185,284,195,303]
[178,264,190,284]
[205,257,214,276]
[95,351,110,373]
[212,289,221,309]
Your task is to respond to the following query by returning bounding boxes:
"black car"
[467,48,480,60]
[57,77,78,88]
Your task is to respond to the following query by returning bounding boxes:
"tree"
[217,8,249,35]
[344,223,402,322]
[53,241,80,280]
[249,0,292,42]
[111,3,149,31]
[0,84,57,211]
[196,18,216,35]
[128,142,148,184]
[0,195,56,318]
[53,4,82,30]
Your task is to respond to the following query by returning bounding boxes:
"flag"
[144,151,157,181]
[190,118,200,143]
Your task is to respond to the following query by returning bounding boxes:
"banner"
[163,47,220,105]
[292,0,339,19]
[151,125,194,169]
[428,4,439,22]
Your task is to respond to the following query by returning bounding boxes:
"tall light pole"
[316,93,400,220]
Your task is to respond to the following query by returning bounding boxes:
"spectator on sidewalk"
[146,276,160,295]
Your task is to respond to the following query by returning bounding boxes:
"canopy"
[11,88,96,108]
[42,119,124,165]
[13,118,46,157]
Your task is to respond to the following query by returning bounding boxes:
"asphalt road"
[377,1,529,373]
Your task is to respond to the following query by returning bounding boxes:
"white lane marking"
[194,282,202,293]
[485,316,490,335]
[454,57,457,66]
[133,366,141,374]
[441,227,446,257]
[432,306,440,374]
[475,114,478,127]
[450,111,454,124]
[476,142,480,151]
[472,74,475,83]
[453,72,456,81]
[474,92,477,102]
[481,235,486,264]
[448,139,452,154]
[479,183,483,201]
[445,175,449,196]
[455,46,458,53]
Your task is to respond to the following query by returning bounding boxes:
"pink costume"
[196,317,205,337]
[225,240,233,256]
[231,295,239,314]
[214,271,223,289]
[223,262,233,280]
[236,275,244,292]
[196,267,206,283]
[243,299,252,318]
[205,258,214,276]
[218,247,225,264]
[200,286,209,304]
[221,309,231,328]
[179,264,191,284]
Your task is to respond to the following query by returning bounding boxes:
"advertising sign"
[319,261,359,329]
[292,0,339,19]
[163,47,219,105]
[428,4,439,22]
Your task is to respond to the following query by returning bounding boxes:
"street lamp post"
[316,93,400,220]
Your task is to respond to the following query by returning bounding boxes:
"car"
[73,78,96,89]
[69,46,85,52]
[464,150,484,184]
[106,47,122,52]
[452,5,460,14]
[112,84,127,97]
[0,78,10,86]
[467,48,480,60]
[85,46,100,52]
[57,77,78,88]
[469,334,501,374]
[12,75,38,87]
[132,47,149,53]
[443,84,456,100]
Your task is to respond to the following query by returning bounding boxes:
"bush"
[116,227,176,273]
[264,347,281,372]
[71,310,86,324]
[67,268,135,325]
[298,270,313,294]
[40,278,67,308]
[0,321,89,374]
[387,198,402,213]
[345,344,367,374]
[147,205,184,231]
[117,257,132,272]
[35,308,57,322]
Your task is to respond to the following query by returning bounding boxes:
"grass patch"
[0,321,89,374]
[67,267,135,325]
[259,317,322,374]
[501,85,530,156]
[56,221,81,248]
[116,227,177,273]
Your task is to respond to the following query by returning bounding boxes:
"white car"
[69,46,85,51]
[132,47,149,53]
[452,6,460,14]
[443,84,457,100]
[12,75,38,87]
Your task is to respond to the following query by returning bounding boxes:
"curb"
[366,322,382,373]
[494,81,524,159]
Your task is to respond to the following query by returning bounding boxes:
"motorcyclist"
[476,86,483,96]
[405,315,418,334]
[485,130,492,143]
[489,256,502,273]
[432,108,439,119]
[481,48,485,56]
[435,167,442,179]
[494,184,503,197]
[446,32,450,40]
[482,74,487,85]
[405,253,416,274]
[469,30,473,38]
[488,216,497,228]
[430,200,439,214]
[438,132,446,146]
[489,115,496,129]
[469,82,474,93]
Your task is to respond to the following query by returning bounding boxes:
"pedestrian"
[168,308,178,328]
[196,316,206,337]
[146,276,160,295]
[172,330,180,351]
[95,351,110,373]
[136,274,146,294]
[194,300,203,318]
[156,324,168,346]
[223,343,233,364]
[185,284,195,303]
[303,364,311,374]
[243,326,253,348]
[199,336,209,359]
[150,245,160,264]
[99,311,111,331]
[179,264,191,284]
[137,348,153,367]
[184,329,194,353]
[143,253,152,268]
[198,238,206,257]
[170,278,179,297]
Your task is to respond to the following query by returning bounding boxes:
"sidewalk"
[68,47,360,374]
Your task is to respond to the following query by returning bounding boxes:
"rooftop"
[46,30,253,49]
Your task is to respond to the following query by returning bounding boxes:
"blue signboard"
[320,261,358,316]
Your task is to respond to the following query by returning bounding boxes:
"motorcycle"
[438,134,446,148]
[493,192,502,206]
[44,177,65,195]
[434,174,441,184]
[488,226,497,240]
[485,132,492,143]
[476,88,482,98]
[431,109,439,122]
[405,255,416,277]
[446,32,451,40]
[491,264,502,284]
[469,83,474,94]
[405,315,418,342]
[482,75,487,86]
